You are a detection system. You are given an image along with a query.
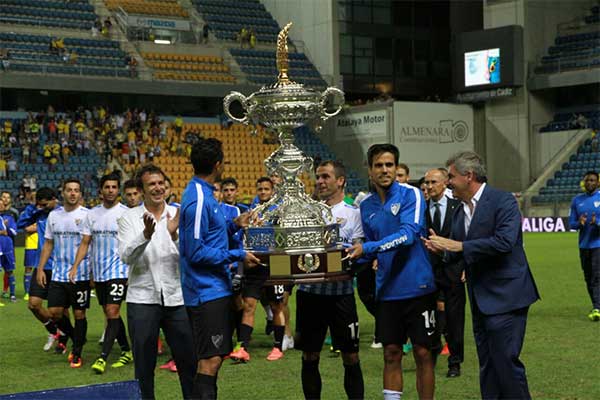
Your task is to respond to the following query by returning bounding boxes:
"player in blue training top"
[569,170,600,321]
[0,199,17,302]
[18,187,73,353]
[348,143,437,400]
[221,177,250,213]
[179,137,260,399]
[69,173,133,374]
[36,179,90,369]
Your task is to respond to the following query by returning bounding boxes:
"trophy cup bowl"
[222,22,349,284]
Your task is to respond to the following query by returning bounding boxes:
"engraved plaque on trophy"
[223,22,349,284]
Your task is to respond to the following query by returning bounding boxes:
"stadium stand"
[104,0,189,18]
[0,32,133,78]
[534,5,600,74]
[533,135,600,204]
[0,0,97,30]
[142,52,236,83]
[192,0,279,43]
[539,105,600,132]
[229,48,327,88]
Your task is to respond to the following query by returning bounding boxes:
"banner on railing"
[127,16,190,31]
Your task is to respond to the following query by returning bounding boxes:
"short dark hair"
[36,187,57,201]
[134,164,166,189]
[397,163,409,175]
[584,170,599,179]
[100,173,121,189]
[367,144,399,167]
[191,137,224,175]
[123,179,137,190]
[318,160,346,188]
[221,177,238,188]
[256,176,273,187]
[63,178,82,191]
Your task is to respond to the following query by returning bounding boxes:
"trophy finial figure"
[276,22,293,85]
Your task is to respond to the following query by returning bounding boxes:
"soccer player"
[18,187,72,352]
[36,179,91,368]
[296,160,365,399]
[0,200,17,302]
[68,173,132,374]
[221,177,249,213]
[22,222,38,301]
[123,179,142,208]
[179,137,260,398]
[232,177,287,362]
[164,176,180,208]
[569,170,600,321]
[348,144,438,400]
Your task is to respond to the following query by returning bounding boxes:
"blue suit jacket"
[450,185,539,315]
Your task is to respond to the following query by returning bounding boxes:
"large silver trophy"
[223,22,348,284]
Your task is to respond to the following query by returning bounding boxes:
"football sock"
[192,373,216,400]
[24,271,32,294]
[101,318,120,359]
[56,314,74,340]
[344,362,364,400]
[43,319,58,335]
[73,318,88,357]
[273,325,284,350]
[301,358,321,400]
[383,389,403,400]
[116,317,131,351]
[8,274,15,297]
[238,323,253,349]
[2,272,7,292]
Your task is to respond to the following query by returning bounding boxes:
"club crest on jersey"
[390,203,401,216]
[336,217,347,227]
[594,201,600,208]
[74,219,82,225]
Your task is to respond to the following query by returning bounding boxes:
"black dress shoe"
[447,365,461,378]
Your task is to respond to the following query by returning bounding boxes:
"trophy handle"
[223,92,249,124]
[320,87,345,118]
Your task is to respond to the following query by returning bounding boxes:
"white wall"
[260,0,337,83]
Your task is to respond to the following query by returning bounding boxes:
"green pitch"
[0,232,599,399]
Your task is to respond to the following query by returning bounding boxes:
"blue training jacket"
[179,177,246,306]
[17,204,61,270]
[360,182,436,301]
[569,190,600,249]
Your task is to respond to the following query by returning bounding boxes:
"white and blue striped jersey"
[45,206,90,282]
[298,201,364,296]
[82,203,129,282]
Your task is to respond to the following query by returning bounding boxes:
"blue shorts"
[24,249,37,268]
[1,250,15,272]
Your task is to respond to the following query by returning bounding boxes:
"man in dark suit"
[423,168,465,378]
[423,151,539,400]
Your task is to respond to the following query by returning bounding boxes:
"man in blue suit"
[423,151,539,400]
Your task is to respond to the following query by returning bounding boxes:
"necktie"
[432,202,441,233]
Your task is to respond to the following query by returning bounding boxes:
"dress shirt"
[429,195,448,231]
[118,203,183,306]
[462,183,486,234]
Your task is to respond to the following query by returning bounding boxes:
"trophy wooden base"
[255,249,352,285]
